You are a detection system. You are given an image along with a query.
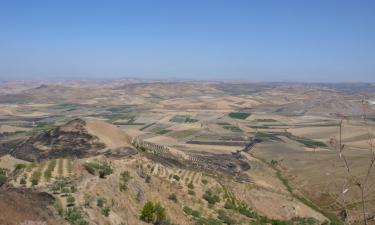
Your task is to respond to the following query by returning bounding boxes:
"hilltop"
[10,119,133,161]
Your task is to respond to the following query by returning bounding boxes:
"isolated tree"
[140,201,155,223]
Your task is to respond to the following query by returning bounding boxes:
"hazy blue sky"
[0,0,374,82]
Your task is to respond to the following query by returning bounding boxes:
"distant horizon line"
[1,77,374,84]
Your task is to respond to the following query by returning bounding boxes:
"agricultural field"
[0,80,375,225]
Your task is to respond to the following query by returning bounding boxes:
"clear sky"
[0,0,374,82]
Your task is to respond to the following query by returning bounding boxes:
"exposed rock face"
[11,119,106,161]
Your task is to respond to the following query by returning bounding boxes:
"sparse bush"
[14,163,26,171]
[187,181,194,189]
[145,175,151,183]
[84,162,97,174]
[0,168,8,186]
[0,174,6,186]
[140,201,167,224]
[97,197,106,208]
[44,159,57,181]
[140,201,155,223]
[154,202,166,224]
[67,195,76,207]
[191,210,201,218]
[99,164,113,178]
[20,176,27,185]
[183,206,193,215]
[101,207,111,217]
[30,170,42,186]
[195,217,222,225]
[84,162,113,178]
[188,190,195,195]
[64,207,89,225]
[172,174,180,181]
[201,179,208,185]
[217,209,236,225]
[237,205,256,218]
[183,206,201,217]
[119,170,132,191]
[224,200,235,209]
[168,193,178,203]
[202,190,220,205]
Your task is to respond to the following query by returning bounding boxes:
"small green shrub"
[84,162,113,178]
[217,209,237,225]
[183,206,193,215]
[172,174,180,181]
[168,193,178,203]
[101,207,110,217]
[201,179,208,185]
[202,190,220,205]
[30,170,42,186]
[14,163,26,171]
[0,174,6,186]
[140,201,167,224]
[187,181,194,189]
[224,200,236,209]
[97,197,106,208]
[67,195,76,207]
[64,207,89,225]
[20,176,27,185]
[119,170,132,191]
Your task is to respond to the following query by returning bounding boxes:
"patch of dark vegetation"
[140,201,174,225]
[253,131,327,148]
[186,140,246,146]
[119,170,132,191]
[156,129,171,135]
[84,161,113,178]
[217,122,231,126]
[114,121,145,125]
[228,112,250,120]
[249,125,271,129]
[140,123,156,131]
[253,119,278,122]
[168,193,178,203]
[0,168,8,186]
[172,174,180,181]
[44,159,56,181]
[291,136,327,148]
[64,207,89,225]
[202,190,220,205]
[255,132,282,141]
[183,206,201,218]
[222,125,242,132]
[170,115,199,123]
